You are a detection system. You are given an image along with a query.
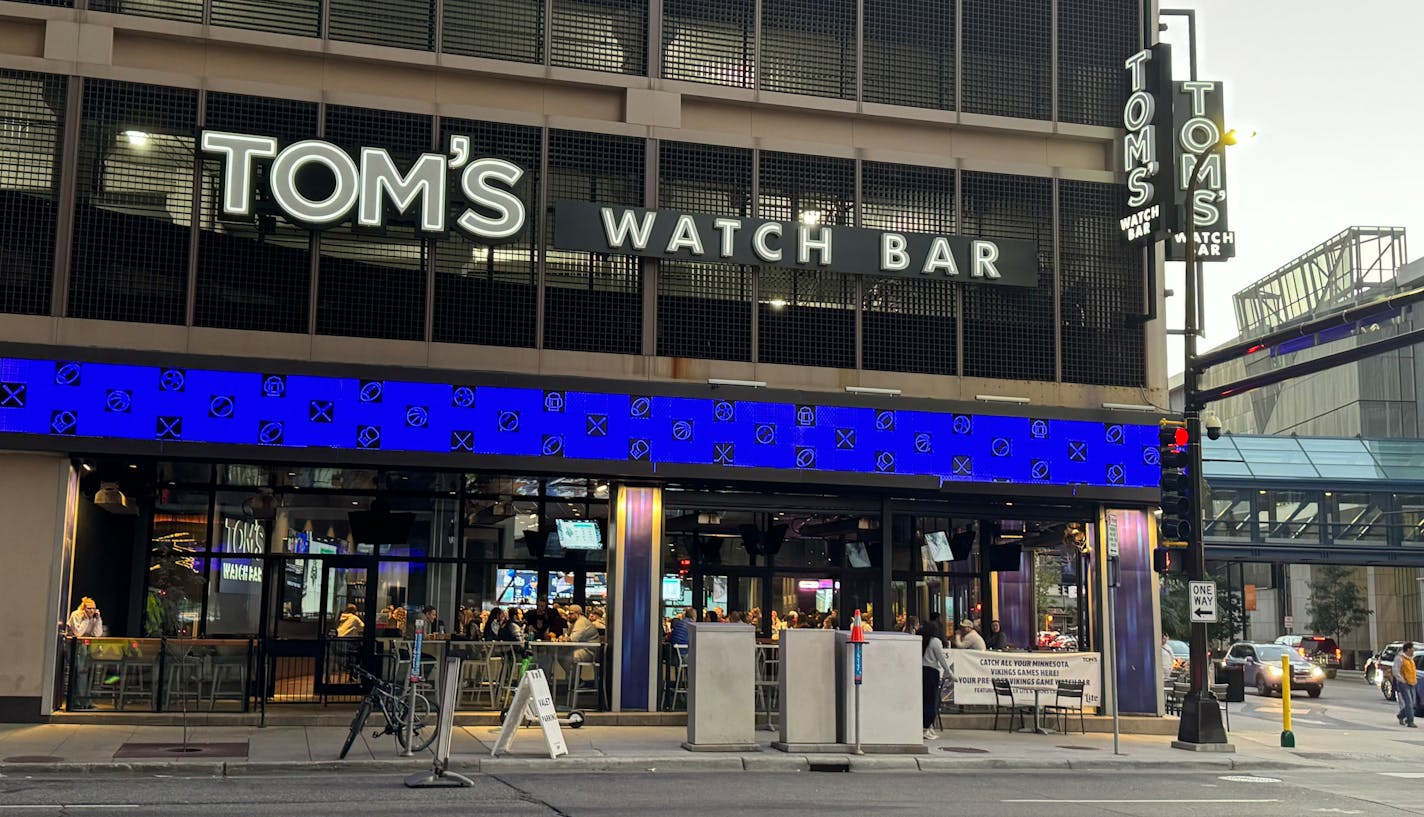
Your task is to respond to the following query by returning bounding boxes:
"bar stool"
[664,644,690,710]
[567,658,600,710]
[163,658,202,710]
[207,660,248,710]
[115,659,155,711]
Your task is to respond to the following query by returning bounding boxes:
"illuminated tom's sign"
[553,201,1040,287]
[1120,43,1174,244]
[220,518,265,585]
[199,130,526,240]
[1166,80,1235,261]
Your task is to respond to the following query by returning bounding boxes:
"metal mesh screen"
[315,106,432,341]
[658,262,752,361]
[662,0,754,88]
[195,92,318,335]
[958,171,1054,381]
[0,70,64,317]
[544,130,644,355]
[1058,0,1138,127]
[758,268,854,368]
[329,0,435,51]
[433,119,540,348]
[961,0,1050,120]
[863,0,955,110]
[1060,180,1143,386]
[550,0,647,75]
[760,0,855,98]
[758,151,853,227]
[443,0,544,64]
[757,151,855,367]
[861,162,957,375]
[90,0,202,24]
[657,141,754,361]
[69,80,197,326]
[211,0,321,37]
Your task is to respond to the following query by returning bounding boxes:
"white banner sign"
[947,650,1102,707]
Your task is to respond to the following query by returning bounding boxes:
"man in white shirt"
[1161,633,1177,683]
[560,604,602,676]
[951,619,986,651]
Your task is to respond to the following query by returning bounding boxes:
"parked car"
[1379,642,1424,701]
[1165,639,1190,673]
[1048,634,1078,651]
[1222,642,1326,697]
[1367,642,1404,692]
[1275,635,1342,677]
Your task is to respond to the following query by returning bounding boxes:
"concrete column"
[834,630,922,750]
[0,452,74,722]
[682,622,756,751]
[774,628,837,750]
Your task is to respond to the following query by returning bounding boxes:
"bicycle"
[339,665,437,759]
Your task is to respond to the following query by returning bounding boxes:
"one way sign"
[1189,581,1218,624]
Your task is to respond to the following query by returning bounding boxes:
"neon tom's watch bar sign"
[1120,43,1174,244]
[201,130,1039,287]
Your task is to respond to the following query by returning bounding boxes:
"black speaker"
[949,526,975,561]
[763,524,788,556]
[986,543,1022,572]
[348,498,414,546]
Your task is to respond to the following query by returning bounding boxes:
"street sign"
[1283,615,1294,631]
[1189,580,1218,624]
[1106,516,1120,558]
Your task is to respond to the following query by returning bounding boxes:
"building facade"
[0,0,1166,721]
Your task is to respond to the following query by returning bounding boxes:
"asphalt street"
[1227,669,1416,738]
[0,768,1420,817]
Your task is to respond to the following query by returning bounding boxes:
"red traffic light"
[1159,419,1190,449]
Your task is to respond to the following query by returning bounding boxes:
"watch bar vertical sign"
[1166,80,1235,261]
[1121,43,1175,244]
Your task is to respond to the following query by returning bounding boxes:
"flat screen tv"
[924,530,953,563]
[555,518,604,550]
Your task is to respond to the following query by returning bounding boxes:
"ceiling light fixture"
[976,394,1030,404]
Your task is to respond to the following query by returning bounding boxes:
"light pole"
[1178,127,1252,747]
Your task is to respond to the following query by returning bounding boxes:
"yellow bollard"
[1280,654,1295,747]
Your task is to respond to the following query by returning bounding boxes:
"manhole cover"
[1056,745,1099,751]
[113,742,249,759]
[939,746,990,754]
[1218,775,1281,783]
[3,756,64,763]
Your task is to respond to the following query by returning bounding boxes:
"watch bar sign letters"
[1120,43,1174,244]
[554,201,1040,287]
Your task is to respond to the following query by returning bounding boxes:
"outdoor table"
[1011,684,1056,734]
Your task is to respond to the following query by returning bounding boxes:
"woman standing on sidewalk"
[922,626,954,740]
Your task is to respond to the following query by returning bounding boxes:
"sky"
[1155,1,1424,360]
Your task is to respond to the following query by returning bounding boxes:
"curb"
[0,753,1319,776]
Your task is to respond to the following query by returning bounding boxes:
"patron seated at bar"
[483,606,522,642]
[984,620,1008,650]
[952,619,986,650]
[559,604,602,675]
[524,598,566,641]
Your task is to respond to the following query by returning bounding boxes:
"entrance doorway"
[265,555,375,701]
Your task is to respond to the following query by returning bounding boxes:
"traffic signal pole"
[1174,142,1229,749]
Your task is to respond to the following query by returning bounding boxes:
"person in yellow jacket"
[1392,642,1417,727]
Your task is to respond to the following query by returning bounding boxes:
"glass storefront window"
[206,556,263,635]
[144,554,204,637]
[1399,494,1424,546]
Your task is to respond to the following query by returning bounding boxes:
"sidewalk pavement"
[0,717,1401,776]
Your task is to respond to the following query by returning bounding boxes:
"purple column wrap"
[618,487,655,710]
[1109,509,1156,714]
